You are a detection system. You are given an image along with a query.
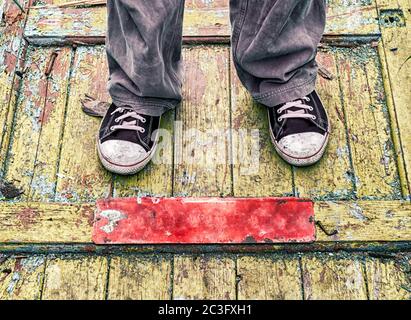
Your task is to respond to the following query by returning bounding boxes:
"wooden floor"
[0,0,410,299]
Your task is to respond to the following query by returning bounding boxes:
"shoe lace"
[109,107,147,133]
[277,97,316,122]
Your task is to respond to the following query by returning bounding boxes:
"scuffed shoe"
[268,90,330,166]
[97,104,160,175]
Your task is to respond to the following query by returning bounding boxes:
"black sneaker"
[97,104,160,175]
[268,90,330,166]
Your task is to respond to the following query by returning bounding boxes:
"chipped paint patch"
[99,209,127,234]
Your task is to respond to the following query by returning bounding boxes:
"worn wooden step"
[24,0,381,45]
[0,200,410,243]
[1,253,410,300]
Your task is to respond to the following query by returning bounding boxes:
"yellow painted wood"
[173,255,236,300]
[107,256,172,300]
[237,256,302,300]
[376,0,411,196]
[24,0,381,45]
[0,0,28,170]
[301,255,368,300]
[315,200,411,242]
[337,47,400,199]
[30,48,73,201]
[366,257,411,300]
[42,255,108,300]
[55,46,112,202]
[173,46,232,196]
[4,47,52,198]
[113,110,174,198]
[0,200,409,243]
[230,61,293,197]
[294,51,354,199]
[0,255,45,300]
[326,0,379,35]
[0,202,93,243]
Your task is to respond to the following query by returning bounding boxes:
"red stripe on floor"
[92,197,316,244]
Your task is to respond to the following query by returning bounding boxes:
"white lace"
[109,107,146,133]
[277,97,316,122]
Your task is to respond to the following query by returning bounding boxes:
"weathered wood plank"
[55,46,112,202]
[42,255,108,300]
[0,202,94,243]
[0,0,28,172]
[237,256,302,300]
[173,255,236,300]
[230,61,293,197]
[0,200,409,243]
[107,256,172,300]
[173,46,232,196]
[30,48,73,201]
[3,47,52,199]
[24,0,380,46]
[294,50,354,200]
[301,255,368,300]
[376,0,411,197]
[0,255,45,300]
[315,200,411,242]
[365,257,411,300]
[337,46,400,199]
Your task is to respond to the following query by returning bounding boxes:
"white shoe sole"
[269,128,330,167]
[96,137,158,175]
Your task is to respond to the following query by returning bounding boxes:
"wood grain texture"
[376,0,411,197]
[0,0,28,171]
[4,47,52,199]
[315,200,411,242]
[42,255,108,300]
[294,50,354,200]
[107,256,172,300]
[0,255,45,300]
[0,202,94,243]
[173,255,236,300]
[173,46,232,196]
[230,61,293,197]
[365,257,411,300]
[23,0,381,46]
[301,255,368,300]
[55,46,112,202]
[237,256,302,300]
[337,46,400,199]
[30,47,73,201]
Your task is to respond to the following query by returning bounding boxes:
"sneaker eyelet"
[114,118,119,123]
[140,128,146,133]
[141,118,147,123]
[309,107,314,111]
[110,126,115,131]
[312,116,317,120]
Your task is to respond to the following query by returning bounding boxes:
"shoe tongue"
[280,104,321,137]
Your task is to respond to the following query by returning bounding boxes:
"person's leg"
[230,0,330,166]
[107,0,185,116]
[230,0,326,107]
[98,0,185,175]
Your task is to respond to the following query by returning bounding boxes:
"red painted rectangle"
[92,197,315,244]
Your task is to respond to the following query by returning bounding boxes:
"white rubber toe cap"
[277,132,327,160]
[99,140,148,166]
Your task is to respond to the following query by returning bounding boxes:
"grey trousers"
[107,0,326,116]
